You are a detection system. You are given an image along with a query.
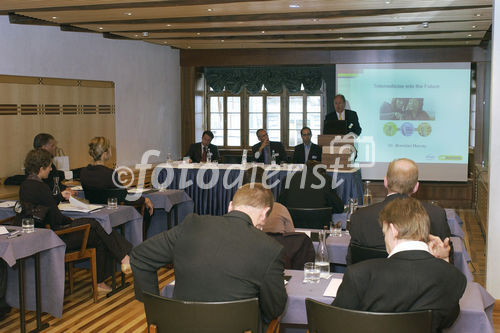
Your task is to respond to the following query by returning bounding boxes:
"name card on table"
[323,278,343,297]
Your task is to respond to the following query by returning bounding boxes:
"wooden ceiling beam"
[8,12,57,26]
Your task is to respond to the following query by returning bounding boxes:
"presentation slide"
[336,63,470,181]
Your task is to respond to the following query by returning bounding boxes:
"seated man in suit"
[324,94,362,136]
[292,127,322,164]
[333,198,466,333]
[252,129,287,164]
[33,133,67,192]
[347,158,453,264]
[130,183,287,326]
[185,130,220,163]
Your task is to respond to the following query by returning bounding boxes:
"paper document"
[127,188,150,194]
[70,185,83,191]
[323,278,343,297]
[0,226,8,235]
[58,197,103,213]
[0,201,16,208]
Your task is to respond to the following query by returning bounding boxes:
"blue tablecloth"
[156,164,363,215]
[0,226,66,318]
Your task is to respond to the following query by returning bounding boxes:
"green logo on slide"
[383,122,398,136]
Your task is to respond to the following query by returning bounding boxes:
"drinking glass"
[303,262,320,283]
[22,217,35,233]
[107,197,118,209]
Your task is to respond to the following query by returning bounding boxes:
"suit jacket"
[324,109,362,136]
[278,170,344,213]
[333,250,467,333]
[185,142,220,163]
[347,193,453,264]
[251,141,287,164]
[292,143,322,164]
[130,211,287,322]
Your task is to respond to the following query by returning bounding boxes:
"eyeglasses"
[301,133,312,137]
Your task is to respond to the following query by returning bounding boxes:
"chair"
[53,224,98,303]
[266,232,315,270]
[0,216,15,225]
[222,154,242,164]
[143,292,280,333]
[305,298,432,333]
[287,207,332,229]
[349,243,388,264]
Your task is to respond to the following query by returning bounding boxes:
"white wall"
[0,16,180,166]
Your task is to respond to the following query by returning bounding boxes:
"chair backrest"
[143,292,261,333]
[305,298,432,333]
[287,207,332,229]
[83,186,128,204]
[349,243,388,264]
[267,232,315,269]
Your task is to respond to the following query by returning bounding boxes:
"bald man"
[347,158,452,264]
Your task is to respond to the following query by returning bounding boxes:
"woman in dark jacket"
[20,148,133,292]
[79,137,153,214]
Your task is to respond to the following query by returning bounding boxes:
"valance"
[205,66,324,94]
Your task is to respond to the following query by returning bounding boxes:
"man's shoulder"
[294,143,304,150]
[352,200,387,220]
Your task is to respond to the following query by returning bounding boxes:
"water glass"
[330,221,342,237]
[107,197,118,209]
[303,262,320,283]
[22,217,35,233]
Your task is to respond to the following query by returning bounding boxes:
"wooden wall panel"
[0,74,115,178]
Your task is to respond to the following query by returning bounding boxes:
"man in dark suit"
[333,198,466,333]
[33,133,67,192]
[252,129,287,164]
[347,158,453,264]
[292,127,322,164]
[324,94,362,136]
[130,183,287,325]
[185,130,220,163]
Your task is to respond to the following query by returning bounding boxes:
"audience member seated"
[279,160,344,227]
[242,166,294,233]
[130,184,287,327]
[333,198,466,333]
[347,158,452,264]
[80,137,153,216]
[33,133,68,192]
[252,129,287,165]
[0,260,10,321]
[185,130,220,163]
[292,127,322,164]
[19,149,134,292]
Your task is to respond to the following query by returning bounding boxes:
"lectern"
[318,135,356,170]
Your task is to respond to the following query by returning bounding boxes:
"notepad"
[127,187,150,194]
[58,196,103,213]
[70,185,83,191]
[0,201,16,208]
[323,278,343,297]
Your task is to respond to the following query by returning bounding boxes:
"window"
[207,86,323,148]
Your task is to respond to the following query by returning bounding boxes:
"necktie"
[202,146,207,162]
[338,112,343,120]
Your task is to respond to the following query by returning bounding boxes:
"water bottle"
[363,180,372,206]
[52,176,61,196]
[315,229,330,278]
[241,149,247,165]
[207,149,212,163]
[271,150,277,165]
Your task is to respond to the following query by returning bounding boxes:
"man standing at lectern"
[324,94,362,136]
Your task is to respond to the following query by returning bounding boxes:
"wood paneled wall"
[0,74,115,178]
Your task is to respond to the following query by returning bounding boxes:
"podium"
[318,134,356,170]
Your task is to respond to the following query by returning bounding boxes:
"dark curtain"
[205,66,325,94]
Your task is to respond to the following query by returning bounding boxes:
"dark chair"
[143,292,280,333]
[0,216,15,225]
[82,186,128,205]
[266,232,315,270]
[349,243,388,264]
[223,155,242,164]
[305,298,432,333]
[50,224,98,302]
[287,207,332,229]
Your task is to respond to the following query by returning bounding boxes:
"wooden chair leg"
[149,324,158,333]
[90,249,98,303]
[68,262,74,294]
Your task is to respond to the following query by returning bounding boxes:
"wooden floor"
[0,209,498,332]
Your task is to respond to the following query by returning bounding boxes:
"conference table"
[0,226,66,332]
[155,162,363,215]
[160,269,494,333]
[297,229,473,282]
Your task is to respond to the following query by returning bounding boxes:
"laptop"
[323,119,348,135]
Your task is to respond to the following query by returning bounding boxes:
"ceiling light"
[196,32,201,35]
[399,26,404,30]
[385,0,391,4]
[187,46,191,49]
[166,24,172,27]
[472,25,477,29]
[51,16,57,20]
[475,13,481,17]
[393,16,399,19]
[134,34,139,37]
[339,37,343,40]
[98,27,104,30]
[422,22,429,28]
[401,35,407,39]
[312,18,319,22]
[221,39,224,42]
[125,12,132,16]
[467,34,472,37]
[328,29,333,32]
[261,31,265,34]
[142,32,149,37]
[207,8,214,12]
[289,4,300,8]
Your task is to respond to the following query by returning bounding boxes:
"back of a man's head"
[232,183,274,215]
[386,158,418,194]
[378,197,430,242]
